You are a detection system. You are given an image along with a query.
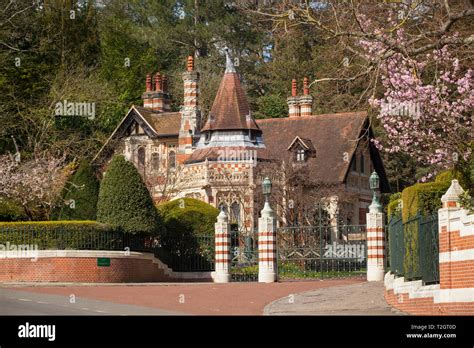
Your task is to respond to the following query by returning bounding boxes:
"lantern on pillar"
[262,176,272,203]
[369,171,382,212]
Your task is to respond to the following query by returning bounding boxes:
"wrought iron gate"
[276,224,367,279]
[230,230,259,281]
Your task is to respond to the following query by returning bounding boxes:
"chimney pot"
[291,79,297,97]
[146,74,152,92]
[303,77,309,95]
[155,73,162,92]
[187,56,194,72]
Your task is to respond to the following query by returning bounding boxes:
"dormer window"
[204,132,211,144]
[296,149,306,162]
[288,136,314,163]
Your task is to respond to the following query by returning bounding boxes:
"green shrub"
[0,221,118,249]
[97,155,161,234]
[57,160,99,220]
[387,193,402,220]
[157,198,218,259]
[401,182,449,222]
[0,199,28,222]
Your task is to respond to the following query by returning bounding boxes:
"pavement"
[264,281,405,315]
[0,277,366,315]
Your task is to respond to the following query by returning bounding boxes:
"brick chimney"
[152,73,164,112]
[178,55,201,164]
[287,79,300,117]
[141,74,154,109]
[299,76,313,116]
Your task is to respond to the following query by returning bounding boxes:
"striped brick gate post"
[214,209,231,283]
[366,201,386,281]
[258,201,278,283]
[438,180,474,298]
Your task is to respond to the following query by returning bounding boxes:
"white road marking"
[94,310,106,313]
[36,301,48,304]
[17,298,32,302]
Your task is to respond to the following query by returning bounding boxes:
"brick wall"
[0,251,212,283]
[385,288,474,315]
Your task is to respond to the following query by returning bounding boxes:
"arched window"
[151,153,160,170]
[137,147,146,168]
[168,151,176,169]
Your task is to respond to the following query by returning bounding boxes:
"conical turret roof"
[200,51,259,132]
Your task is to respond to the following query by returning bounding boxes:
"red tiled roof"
[200,72,259,132]
[256,112,368,183]
[134,106,180,136]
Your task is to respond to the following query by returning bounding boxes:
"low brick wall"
[0,251,213,283]
[384,280,474,315]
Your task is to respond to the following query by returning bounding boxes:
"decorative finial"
[224,47,236,73]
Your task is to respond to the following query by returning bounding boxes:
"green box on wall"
[97,257,110,267]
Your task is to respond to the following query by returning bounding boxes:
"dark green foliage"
[97,155,161,234]
[57,160,99,221]
[254,94,288,119]
[0,200,28,222]
[0,221,113,249]
[157,198,218,259]
[387,193,402,220]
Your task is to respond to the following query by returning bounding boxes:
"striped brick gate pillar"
[366,202,386,281]
[214,209,231,283]
[438,180,474,298]
[258,201,278,283]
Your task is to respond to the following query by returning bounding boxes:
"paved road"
[264,281,405,315]
[0,289,183,315]
[1,278,364,315]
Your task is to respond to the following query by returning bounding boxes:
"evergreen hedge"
[57,160,99,220]
[398,169,467,279]
[157,198,218,260]
[0,221,117,249]
[97,155,161,234]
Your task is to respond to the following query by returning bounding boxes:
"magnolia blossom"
[358,15,473,180]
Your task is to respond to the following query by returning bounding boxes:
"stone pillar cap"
[441,179,465,203]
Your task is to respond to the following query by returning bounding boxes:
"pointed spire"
[224,48,236,73]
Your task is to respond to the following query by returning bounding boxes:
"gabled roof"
[287,136,315,152]
[200,59,259,132]
[93,105,180,162]
[256,112,390,192]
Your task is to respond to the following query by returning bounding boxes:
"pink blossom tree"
[0,153,71,220]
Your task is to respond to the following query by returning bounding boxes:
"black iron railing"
[388,213,439,285]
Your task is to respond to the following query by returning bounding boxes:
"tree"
[57,160,100,220]
[0,153,71,220]
[97,155,161,234]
